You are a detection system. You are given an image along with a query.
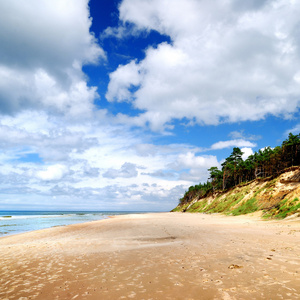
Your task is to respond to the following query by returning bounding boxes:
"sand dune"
[0,212,299,299]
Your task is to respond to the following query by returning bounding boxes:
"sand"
[0,212,299,300]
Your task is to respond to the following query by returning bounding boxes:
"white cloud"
[211,139,256,150]
[0,0,239,212]
[0,0,105,116]
[103,162,139,179]
[228,130,261,141]
[0,110,206,210]
[285,124,300,136]
[107,0,300,130]
[106,60,141,103]
[36,165,68,181]
[241,147,254,160]
[2,0,292,211]
[170,152,220,182]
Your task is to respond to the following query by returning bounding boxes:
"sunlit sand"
[0,212,299,299]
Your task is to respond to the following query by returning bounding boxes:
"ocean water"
[0,211,142,237]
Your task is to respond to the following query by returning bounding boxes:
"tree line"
[179,133,300,205]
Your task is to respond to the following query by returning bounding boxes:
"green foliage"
[253,186,267,197]
[263,198,300,219]
[282,133,300,146]
[176,203,190,212]
[179,181,213,205]
[208,166,223,190]
[231,198,259,216]
[177,132,300,220]
[171,206,183,212]
[189,199,208,212]
[203,192,245,214]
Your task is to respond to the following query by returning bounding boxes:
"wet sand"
[0,212,299,300]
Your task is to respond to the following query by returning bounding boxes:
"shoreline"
[0,212,299,299]
[0,211,154,238]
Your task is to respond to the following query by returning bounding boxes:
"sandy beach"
[0,212,299,300]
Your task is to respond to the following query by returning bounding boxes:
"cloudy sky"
[1,0,300,211]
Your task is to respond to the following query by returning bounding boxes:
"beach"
[0,212,299,300]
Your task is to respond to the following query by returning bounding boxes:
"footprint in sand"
[228,264,243,269]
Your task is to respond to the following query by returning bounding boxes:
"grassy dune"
[172,168,300,219]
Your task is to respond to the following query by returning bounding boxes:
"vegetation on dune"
[173,133,300,219]
[231,198,259,216]
[263,198,300,219]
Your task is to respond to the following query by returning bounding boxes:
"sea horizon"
[0,210,159,237]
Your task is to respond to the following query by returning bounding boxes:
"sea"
[0,211,146,237]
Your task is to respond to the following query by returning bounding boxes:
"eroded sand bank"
[0,212,299,299]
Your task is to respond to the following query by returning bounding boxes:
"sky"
[1,0,300,211]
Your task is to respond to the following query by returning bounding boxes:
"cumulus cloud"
[106,0,300,130]
[2,0,282,211]
[0,111,98,162]
[36,165,68,181]
[0,0,105,116]
[0,107,225,210]
[106,60,141,103]
[211,139,256,150]
[141,170,177,180]
[170,152,220,182]
[103,162,139,179]
[241,147,254,160]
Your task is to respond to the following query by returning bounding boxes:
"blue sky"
[1,0,300,211]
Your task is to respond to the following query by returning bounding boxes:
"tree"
[282,133,300,166]
[228,147,244,164]
[222,147,244,187]
[208,167,223,190]
[179,132,300,207]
